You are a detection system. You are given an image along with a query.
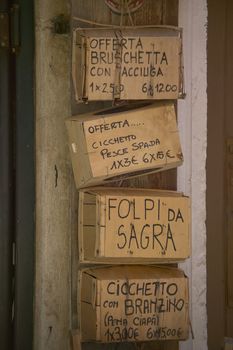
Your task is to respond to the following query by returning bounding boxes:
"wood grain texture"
[71,1,179,349]
[226,0,233,337]
[207,0,226,348]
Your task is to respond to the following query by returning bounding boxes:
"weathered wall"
[206,1,226,348]
[34,0,74,349]
[178,1,208,350]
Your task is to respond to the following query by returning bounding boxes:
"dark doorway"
[0,0,35,349]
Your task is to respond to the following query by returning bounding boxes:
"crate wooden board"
[79,187,190,263]
[72,27,183,101]
[66,102,183,188]
[78,265,189,343]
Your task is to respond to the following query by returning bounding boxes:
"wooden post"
[71,1,179,349]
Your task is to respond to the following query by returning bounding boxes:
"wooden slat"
[227,139,233,317]
[225,0,233,338]
[207,0,227,347]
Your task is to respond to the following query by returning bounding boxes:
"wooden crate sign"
[72,28,183,101]
[79,187,190,263]
[79,265,189,343]
[66,102,183,188]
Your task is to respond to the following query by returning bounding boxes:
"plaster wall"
[207,1,226,348]
[178,1,208,350]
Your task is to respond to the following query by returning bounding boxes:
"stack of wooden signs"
[66,26,190,348]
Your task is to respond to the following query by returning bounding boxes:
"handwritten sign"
[72,28,183,101]
[66,102,183,188]
[79,266,189,343]
[79,188,190,263]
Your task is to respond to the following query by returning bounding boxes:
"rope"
[125,0,135,26]
[120,0,124,27]
[72,18,181,32]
